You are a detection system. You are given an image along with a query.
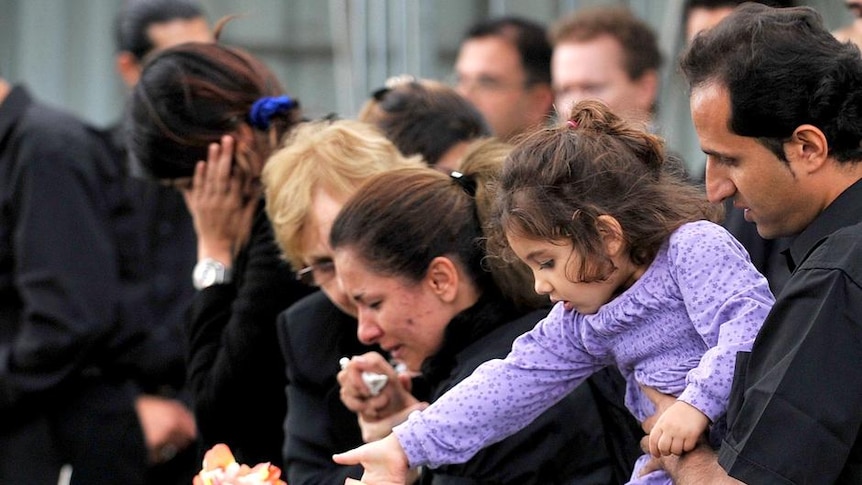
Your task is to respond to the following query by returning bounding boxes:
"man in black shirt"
[643,4,862,484]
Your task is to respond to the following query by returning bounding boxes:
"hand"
[639,384,678,435]
[135,395,197,464]
[334,434,410,485]
[638,384,682,476]
[182,135,259,264]
[648,400,709,457]
[358,402,428,443]
[339,352,417,421]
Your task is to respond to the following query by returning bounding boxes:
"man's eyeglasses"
[450,73,529,94]
[296,260,336,287]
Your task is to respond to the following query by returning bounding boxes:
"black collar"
[786,177,862,271]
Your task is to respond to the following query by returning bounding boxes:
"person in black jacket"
[262,118,423,484]
[332,140,642,484]
[126,38,315,468]
[0,78,161,484]
[107,2,215,482]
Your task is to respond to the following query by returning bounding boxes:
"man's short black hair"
[682,4,862,163]
[115,0,206,60]
[682,0,796,25]
[463,16,552,86]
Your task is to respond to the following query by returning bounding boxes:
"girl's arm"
[671,222,774,423]
[390,304,605,469]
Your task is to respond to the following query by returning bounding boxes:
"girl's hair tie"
[567,120,578,129]
[450,171,477,197]
[248,95,298,130]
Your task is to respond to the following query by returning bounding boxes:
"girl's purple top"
[395,221,774,473]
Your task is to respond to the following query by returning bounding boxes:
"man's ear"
[596,215,625,258]
[633,69,659,116]
[527,83,556,119]
[426,256,460,303]
[786,124,829,175]
[116,52,142,89]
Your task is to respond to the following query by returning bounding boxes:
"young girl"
[333,100,775,484]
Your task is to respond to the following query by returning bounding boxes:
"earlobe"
[427,257,459,303]
[529,84,555,117]
[115,52,142,89]
[635,70,659,113]
[596,215,624,257]
[790,124,829,173]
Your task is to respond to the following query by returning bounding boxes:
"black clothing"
[416,293,641,484]
[185,199,315,468]
[278,292,377,485]
[278,290,641,485]
[100,123,199,485]
[0,85,148,483]
[101,124,197,394]
[718,178,862,484]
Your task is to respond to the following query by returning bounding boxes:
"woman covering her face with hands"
[128,36,315,467]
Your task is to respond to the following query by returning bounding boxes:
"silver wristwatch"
[192,258,233,290]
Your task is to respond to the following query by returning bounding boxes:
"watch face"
[193,259,229,290]
[200,265,219,287]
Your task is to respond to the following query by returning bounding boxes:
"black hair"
[359,79,490,167]
[115,0,206,59]
[681,4,862,163]
[129,42,297,179]
[464,16,552,86]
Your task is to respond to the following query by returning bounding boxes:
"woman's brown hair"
[495,100,722,282]
[129,34,300,179]
[329,138,545,312]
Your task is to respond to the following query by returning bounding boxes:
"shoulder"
[279,292,352,351]
[669,220,737,246]
[804,220,862,284]
[14,100,114,175]
[278,292,365,381]
[666,220,747,262]
[456,309,547,374]
[18,99,104,149]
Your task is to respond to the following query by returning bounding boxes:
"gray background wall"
[0,0,853,174]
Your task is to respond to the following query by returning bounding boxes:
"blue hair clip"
[248,95,297,130]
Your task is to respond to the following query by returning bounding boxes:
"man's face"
[119,17,213,88]
[691,83,815,239]
[454,36,549,140]
[552,34,655,125]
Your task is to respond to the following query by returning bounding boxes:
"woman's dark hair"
[330,143,544,312]
[358,77,491,167]
[128,41,301,179]
[681,3,862,163]
[494,100,721,283]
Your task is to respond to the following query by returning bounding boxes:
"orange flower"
[193,444,287,485]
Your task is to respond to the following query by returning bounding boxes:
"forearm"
[664,445,742,485]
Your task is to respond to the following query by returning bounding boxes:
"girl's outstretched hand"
[333,434,410,485]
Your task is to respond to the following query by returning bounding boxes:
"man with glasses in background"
[452,16,555,141]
